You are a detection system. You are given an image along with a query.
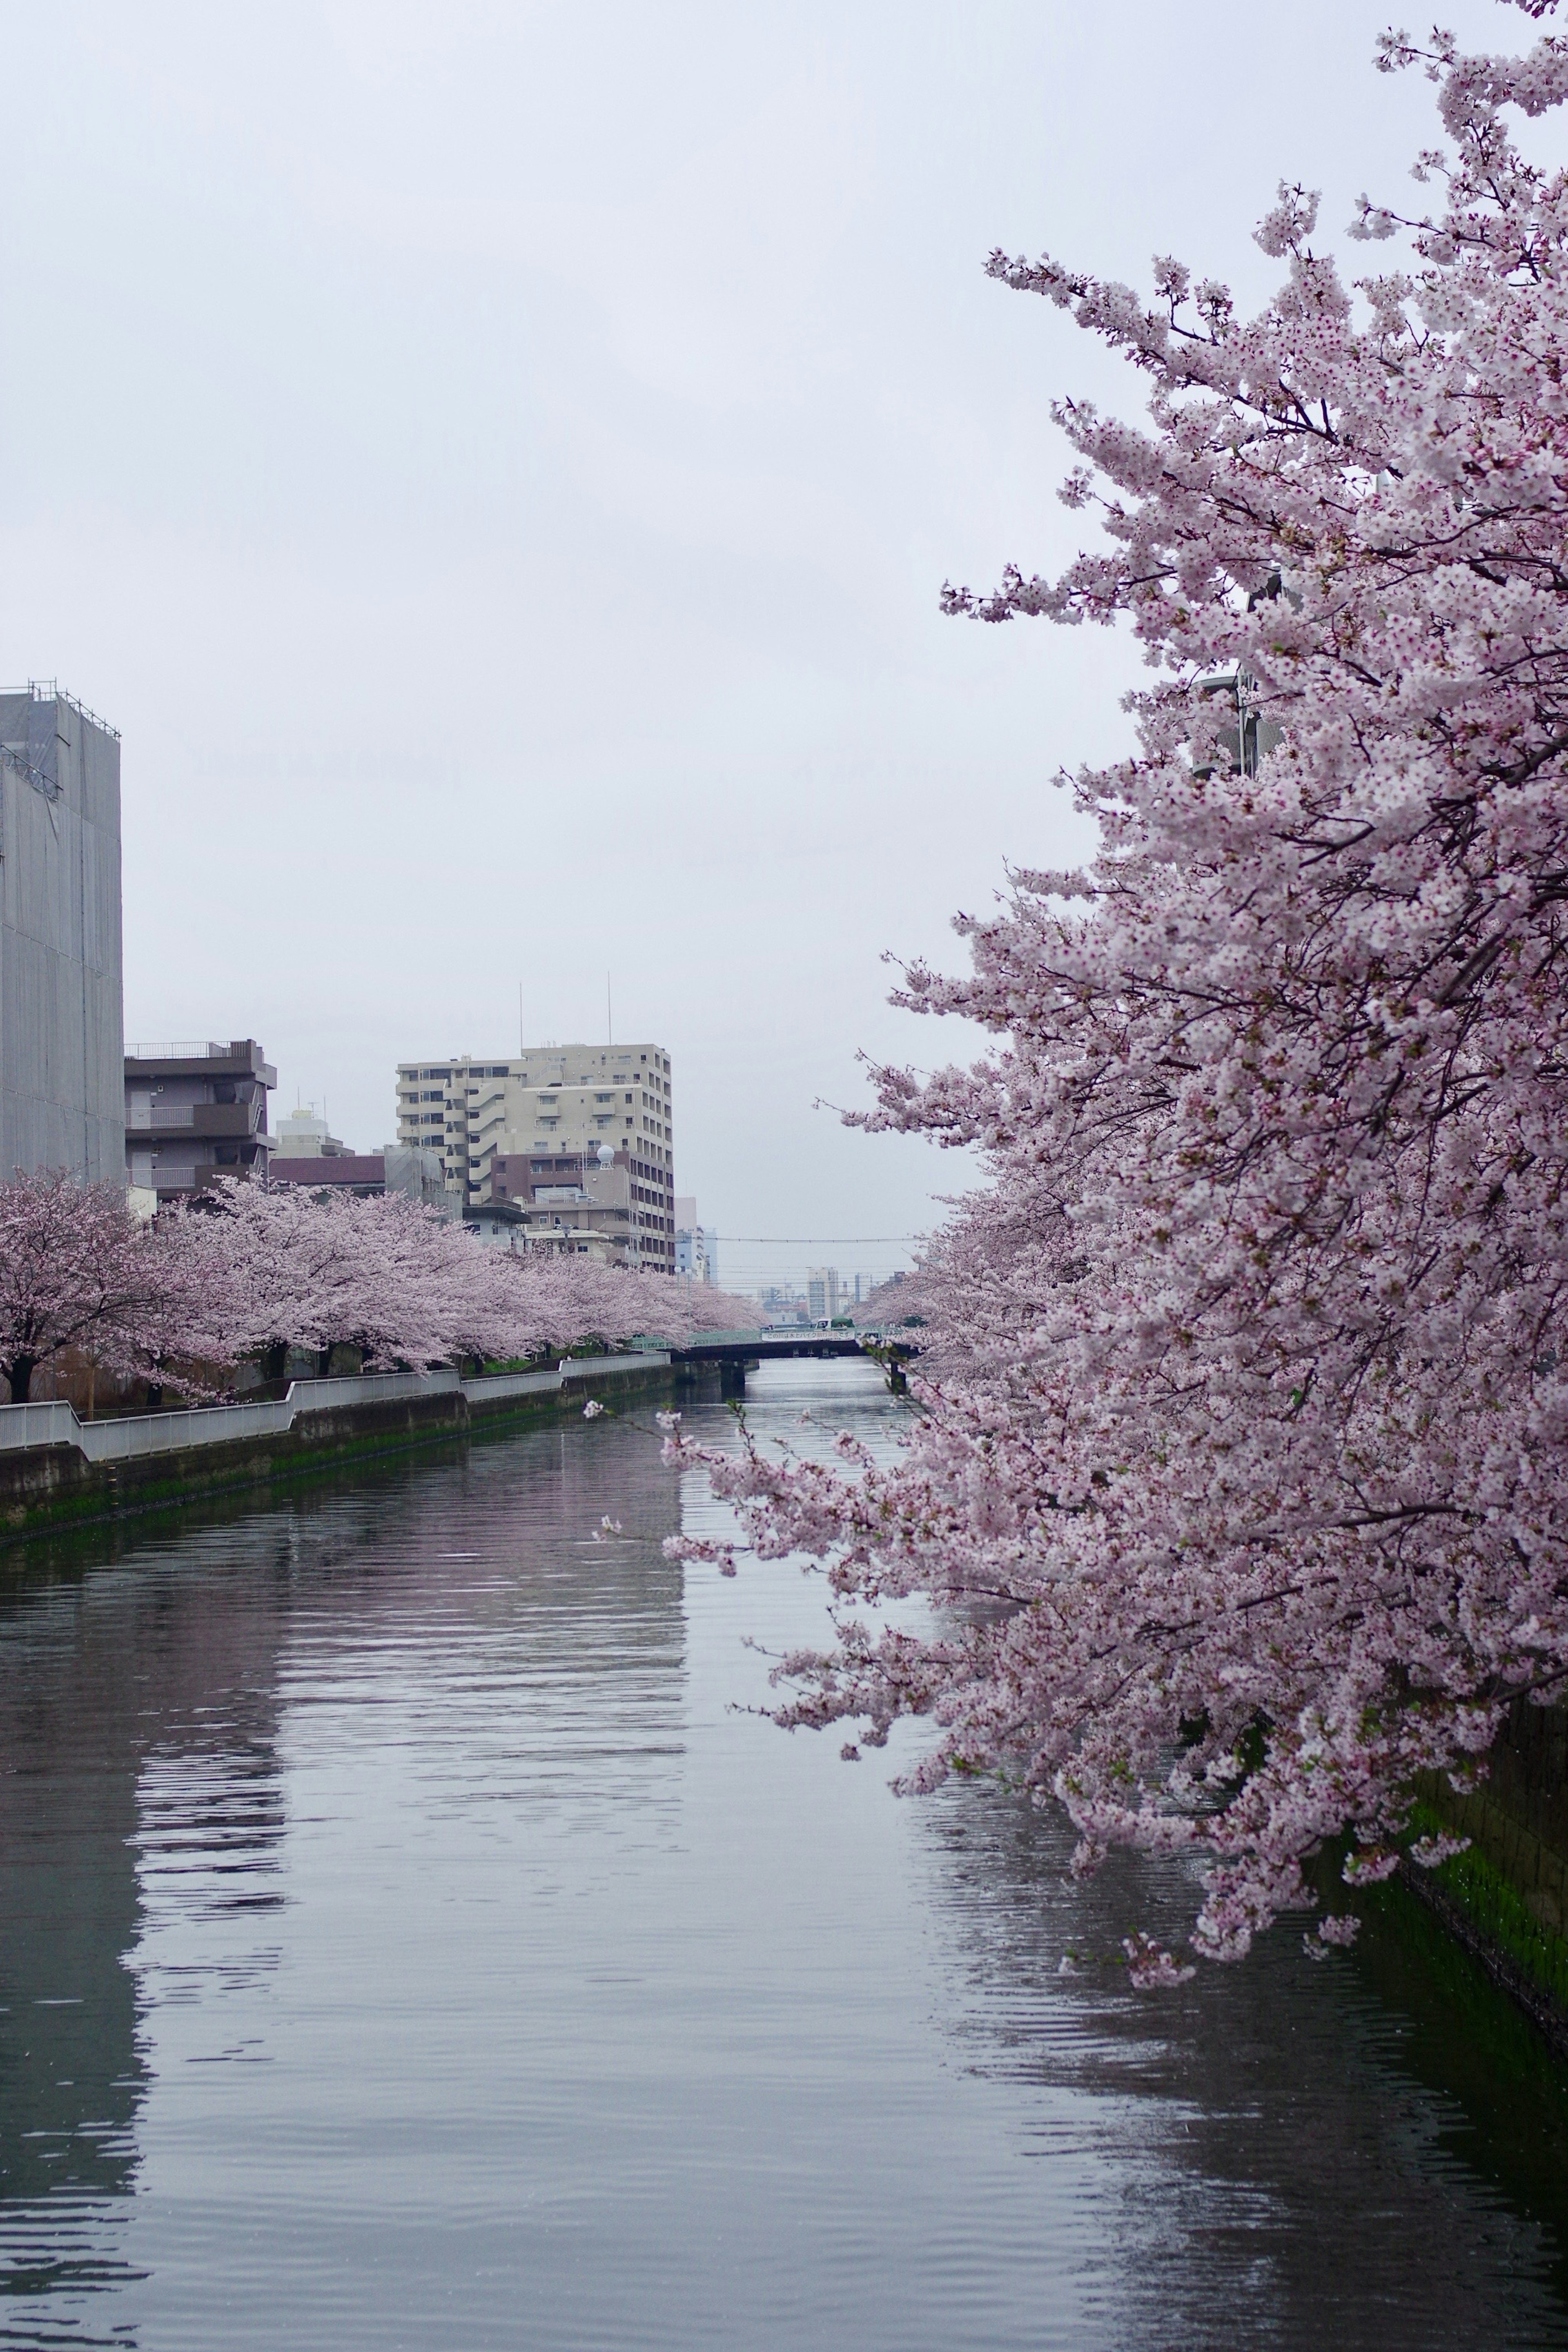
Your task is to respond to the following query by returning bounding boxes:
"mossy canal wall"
[0,1356,715,1544]
[1401,1701,1568,2053]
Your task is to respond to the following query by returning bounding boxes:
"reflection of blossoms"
[652,11,1568,1976]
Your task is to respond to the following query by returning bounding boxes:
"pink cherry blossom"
[0,1172,158,1400]
[665,3,1568,1974]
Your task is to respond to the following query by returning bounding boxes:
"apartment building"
[124,1040,275,1204]
[475,1149,635,1263]
[394,1041,675,1268]
[807,1266,845,1321]
[0,684,124,1184]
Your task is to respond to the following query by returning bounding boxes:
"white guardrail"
[0,1354,670,1466]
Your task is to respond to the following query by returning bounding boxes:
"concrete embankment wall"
[0,1356,690,1544]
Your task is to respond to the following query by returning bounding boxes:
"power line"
[706,1235,924,1245]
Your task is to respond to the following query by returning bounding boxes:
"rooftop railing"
[126,1040,250,1063]
[25,679,121,742]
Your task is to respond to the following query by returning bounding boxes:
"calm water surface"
[1,1360,1567,2350]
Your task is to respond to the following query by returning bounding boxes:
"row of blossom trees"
[0,1172,755,1403]
[667,2,1568,1978]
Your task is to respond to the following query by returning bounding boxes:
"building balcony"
[128,1102,265,1140]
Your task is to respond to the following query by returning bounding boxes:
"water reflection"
[918,1779,1568,2350]
[0,1371,1559,2349]
[0,1418,682,2346]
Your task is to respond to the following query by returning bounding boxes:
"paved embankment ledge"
[0,1356,682,1542]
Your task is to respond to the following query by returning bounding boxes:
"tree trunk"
[7,1356,38,1404]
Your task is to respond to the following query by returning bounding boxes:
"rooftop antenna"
[607,971,613,1048]
[518,981,523,1058]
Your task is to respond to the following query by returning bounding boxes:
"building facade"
[807,1266,845,1321]
[673,1195,718,1285]
[124,1040,275,1205]
[274,1105,348,1157]
[0,685,124,1185]
[479,1149,634,1261]
[270,1144,448,1207]
[394,1041,676,1268]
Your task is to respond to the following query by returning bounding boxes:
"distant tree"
[161,1180,763,1383]
[666,2,1568,1979]
[681,1283,765,1333]
[0,1173,153,1402]
[167,1180,478,1377]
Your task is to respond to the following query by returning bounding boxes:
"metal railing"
[28,680,121,742]
[125,1041,241,1063]
[0,742,58,800]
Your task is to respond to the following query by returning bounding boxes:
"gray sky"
[0,0,1517,1293]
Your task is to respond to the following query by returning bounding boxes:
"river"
[0,1358,1566,2350]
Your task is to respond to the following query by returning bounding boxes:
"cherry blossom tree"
[680,1283,767,1333]
[167,1180,511,1376]
[0,1173,156,1401]
[159,1179,765,1382]
[666,3,1568,1977]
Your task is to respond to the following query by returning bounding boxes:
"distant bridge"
[630,1327,918,1371]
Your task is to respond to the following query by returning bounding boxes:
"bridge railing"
[625,1327,904,1352]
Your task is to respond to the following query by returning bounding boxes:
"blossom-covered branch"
[668,1,1568,1974]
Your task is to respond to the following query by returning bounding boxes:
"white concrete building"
[274,1105,348,1157]
[807,1266,844,1321]
[674,1195,718,1285]
[394,1040,675,1268]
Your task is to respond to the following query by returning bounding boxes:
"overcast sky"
[0,0,1519,1292]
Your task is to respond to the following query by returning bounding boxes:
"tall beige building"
[394,1041,675,1268]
